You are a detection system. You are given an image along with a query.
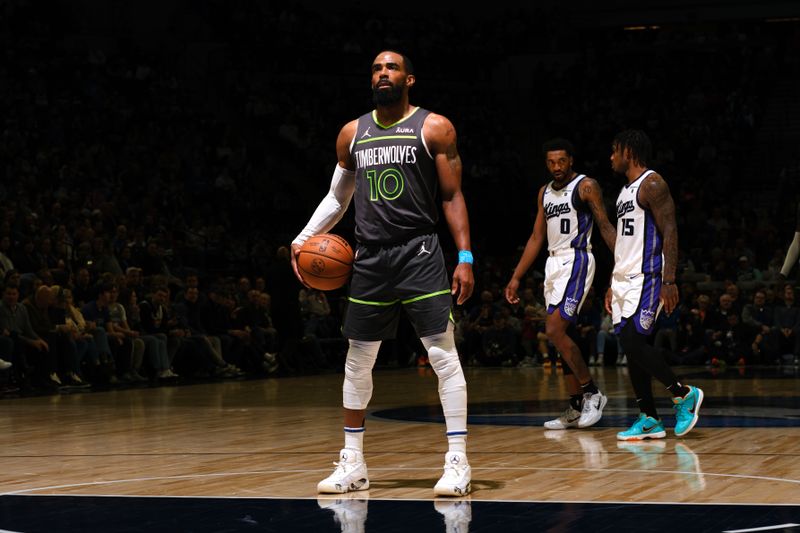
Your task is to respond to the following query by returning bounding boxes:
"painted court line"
[723,524,799,533]
[2,464,799,497]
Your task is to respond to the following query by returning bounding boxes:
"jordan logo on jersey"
[361,127,372,139]
[417,241,431,256]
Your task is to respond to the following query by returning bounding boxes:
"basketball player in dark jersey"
[291,50,474,496]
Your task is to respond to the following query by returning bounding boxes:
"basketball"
[297,233,354,291]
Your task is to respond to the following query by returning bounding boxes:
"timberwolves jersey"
[613,169,663,277]
[543,175,593,251]
[350,107,439,244]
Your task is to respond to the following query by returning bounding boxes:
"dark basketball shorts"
[342,233,453,341]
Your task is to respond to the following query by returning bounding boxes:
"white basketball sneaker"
[577,390,607,428]
[543,406,582,429]
[434,451,471,496]
[317,493,369,533]
[434,499,472,533]
[317,448,369,494]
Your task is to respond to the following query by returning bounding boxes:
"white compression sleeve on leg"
[342,339,381,410]
[421,324,467,437]
[781,232,800,277]
[292,164,355,247]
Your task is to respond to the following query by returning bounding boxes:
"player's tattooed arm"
[640,173,679,312]
[580,178,616,252]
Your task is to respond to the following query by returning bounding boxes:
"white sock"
[344,426,364,452]
[447,430,467,454]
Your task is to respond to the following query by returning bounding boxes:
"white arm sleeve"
[292,164,356,247]
[781,232,800,277]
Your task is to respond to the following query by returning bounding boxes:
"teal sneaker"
[617,413,667,441]
[673,385,704,437]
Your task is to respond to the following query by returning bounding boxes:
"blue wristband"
[458,250,473,264]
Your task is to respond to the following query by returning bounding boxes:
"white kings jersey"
[544,175,593,252]
[613,169,663,278]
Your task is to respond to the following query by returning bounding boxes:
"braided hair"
[613,129,652,167]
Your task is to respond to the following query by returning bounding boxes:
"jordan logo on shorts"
[417,241,431,256]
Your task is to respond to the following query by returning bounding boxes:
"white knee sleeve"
[421,324,467,434]
[342,339,381,410]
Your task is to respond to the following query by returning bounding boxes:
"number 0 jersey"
[349,107,439,245]
[613,169,662,278]
[543,174,593,252]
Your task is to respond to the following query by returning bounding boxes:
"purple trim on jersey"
[570,209,593,249]
[642,211,663,274]
[547,248,588,323]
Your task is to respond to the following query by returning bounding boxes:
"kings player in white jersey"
[506,138,617,430]
[605,129,704,441]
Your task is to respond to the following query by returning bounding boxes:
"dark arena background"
[1,1,799,531]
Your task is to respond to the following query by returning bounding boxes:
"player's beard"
[372,83,403,106]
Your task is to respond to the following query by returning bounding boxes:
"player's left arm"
[579,177,616,252]
[779,202,800,280]
[426,112,474,305]
[639,173,679,314]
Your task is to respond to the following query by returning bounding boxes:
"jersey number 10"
[366,169,405,201]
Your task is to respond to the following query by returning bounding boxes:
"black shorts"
[342,233,453,341]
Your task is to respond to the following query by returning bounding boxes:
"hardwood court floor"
[0,364,798,531]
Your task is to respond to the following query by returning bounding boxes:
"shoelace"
[441,462,468,480]
[331,459,360,476]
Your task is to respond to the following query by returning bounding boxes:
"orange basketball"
[297,233,354,291]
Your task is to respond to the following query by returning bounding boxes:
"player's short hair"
[378,49,414,75]
[542,138,575,158]
[613,129,652,167]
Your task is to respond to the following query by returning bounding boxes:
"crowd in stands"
[1,2,799,394]
[454,274,800,372]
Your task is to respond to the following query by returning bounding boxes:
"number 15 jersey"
[613,169,663,278]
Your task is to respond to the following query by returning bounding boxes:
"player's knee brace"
[421,326,467,430]
[421,327,464,386]
[342,339,381,410]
